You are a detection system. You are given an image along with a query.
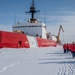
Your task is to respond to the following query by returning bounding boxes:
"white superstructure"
[13,22,47,39]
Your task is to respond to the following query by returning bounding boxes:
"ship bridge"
[13,0,47,39]
[13,22,47,39]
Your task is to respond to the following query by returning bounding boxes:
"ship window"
[40,35,42,38]
[43,26,46,29]
[13,25,42,28]
[33,26,36,27]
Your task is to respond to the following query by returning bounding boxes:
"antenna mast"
[14,12,16,24]
[25,0,40,23]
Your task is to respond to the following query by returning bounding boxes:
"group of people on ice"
[63,42,75,58]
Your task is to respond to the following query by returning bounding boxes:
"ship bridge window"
[13,25,42,28]
[43,26,46,29]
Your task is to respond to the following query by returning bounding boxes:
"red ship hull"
[0,31,56,48]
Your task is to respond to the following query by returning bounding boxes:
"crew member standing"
[66,43,70,53]
[70,42,75,58]
[63,43,67,53]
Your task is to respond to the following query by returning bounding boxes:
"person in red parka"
[66,43,71,53]
[70,42,75,58]
[63,43,67,53]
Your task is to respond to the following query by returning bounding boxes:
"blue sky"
[0,0,75,25]
[0,0,75,43]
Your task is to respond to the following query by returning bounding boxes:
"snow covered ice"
[0,46,75,75]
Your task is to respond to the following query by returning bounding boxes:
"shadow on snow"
[39,60,75,64]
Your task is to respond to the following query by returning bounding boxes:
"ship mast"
[25,0,40,23]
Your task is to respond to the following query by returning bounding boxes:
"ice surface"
[0,46,75,75]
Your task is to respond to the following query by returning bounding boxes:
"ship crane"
[56,25,64,44]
